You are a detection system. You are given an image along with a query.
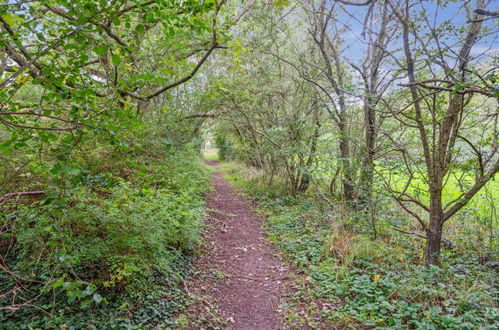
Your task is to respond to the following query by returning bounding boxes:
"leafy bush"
[214,131,236,161]
[0,148,210,328]
[223,165,499,329]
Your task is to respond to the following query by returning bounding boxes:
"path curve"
[184,161,290,329]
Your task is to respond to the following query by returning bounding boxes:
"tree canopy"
[0,0,498,327]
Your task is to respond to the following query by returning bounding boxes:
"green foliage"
[1,0,498,327]
[222,164,498,329]
[0,0,219,321]
[0,148,210,328]
[214,131,236,161]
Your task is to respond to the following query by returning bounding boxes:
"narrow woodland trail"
[183,161,291,329]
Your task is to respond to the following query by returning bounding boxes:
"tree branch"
[0,191,46,204]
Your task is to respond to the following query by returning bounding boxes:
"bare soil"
[182,161,292,329]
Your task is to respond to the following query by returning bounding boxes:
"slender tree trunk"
[298,116,320,193]
[426,188,444,265]
[339,120,354,201]
[358,102,376,208]
[298,167,311,193]
[426,221,443,266]
[329,167,340,196]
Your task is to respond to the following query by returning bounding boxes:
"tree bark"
[358,101,376,207]
[339,120,354,201]
[426,198,444,265]
[298,114,320,193]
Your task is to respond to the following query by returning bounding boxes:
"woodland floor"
[180,161,293,329]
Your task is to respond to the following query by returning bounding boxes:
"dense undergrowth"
[220,161,498,329]
[0,142,210,328]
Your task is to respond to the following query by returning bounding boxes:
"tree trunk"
[425,221,443,266]
[426,189,444,265]
[298,171,310,193]
[358,102,376,208]
[339,131,354,201]
[290,175,298,196]
[298,116,320,193]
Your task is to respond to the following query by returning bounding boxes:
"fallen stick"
[0,190,46,204]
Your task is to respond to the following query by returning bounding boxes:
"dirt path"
[182,162,291,329]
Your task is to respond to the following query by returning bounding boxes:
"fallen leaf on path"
[227,316,235,323]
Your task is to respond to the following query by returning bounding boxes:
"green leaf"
[92,293,103,304]
[1,13,15,27]
[111,54,122,66]
[0,142,12,156]
[80,298,93,309]
[94,45,107,56]
[272,0,290,8]
[67,167,81,176]
[84,285,96,296]
[53,277,64,288]
[135,24,145,34]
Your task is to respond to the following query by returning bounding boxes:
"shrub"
[222,165,499,329]
[0,148,210,328]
